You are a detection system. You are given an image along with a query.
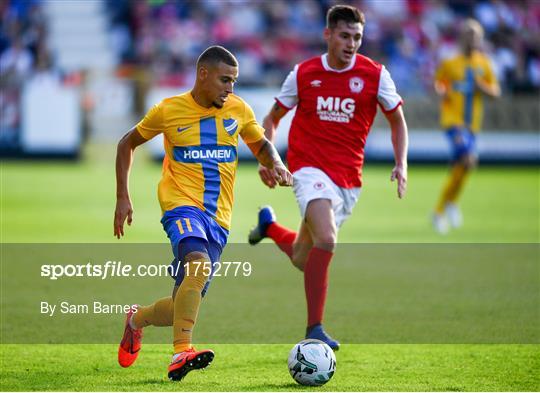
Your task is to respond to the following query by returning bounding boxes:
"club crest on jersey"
[310,80,322,87]
[349,77,364,93]
[223,118,238,136]
[314,182,326,190]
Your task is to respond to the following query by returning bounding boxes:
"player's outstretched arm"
[384,106,408,199]
[114,127,147,238]
[258,103,289,188]
[247,137,292,187]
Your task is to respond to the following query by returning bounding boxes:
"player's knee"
[312,231,336,252]
[183,254,212,285]
[178,237,209,263]
[183,250,212,280]
[184,250,209,263]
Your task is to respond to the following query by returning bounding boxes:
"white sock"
[128,313,138,330]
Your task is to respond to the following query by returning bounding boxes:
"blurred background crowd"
[1,0,539,154]
[107,0,540,93]
[3,0,540,92]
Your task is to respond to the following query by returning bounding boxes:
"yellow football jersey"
[435,51,498,132]
[136,92,264,230]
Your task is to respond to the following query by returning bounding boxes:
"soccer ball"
[287,339,336,386]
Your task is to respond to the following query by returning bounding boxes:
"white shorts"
[292,167,361,228]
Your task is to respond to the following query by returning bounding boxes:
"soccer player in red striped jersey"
[249,5,408,350]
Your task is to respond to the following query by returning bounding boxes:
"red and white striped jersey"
[276,53,402,188]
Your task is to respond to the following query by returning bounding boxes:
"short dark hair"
[197,46,238,69]
[326,5,365,28]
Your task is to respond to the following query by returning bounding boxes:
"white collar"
[321,53,356,73]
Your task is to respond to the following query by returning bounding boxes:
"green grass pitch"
[1,344,538,391]
[1,144,539,391]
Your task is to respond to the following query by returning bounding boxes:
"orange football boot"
[168,348,214,381]
[118,306,143,367]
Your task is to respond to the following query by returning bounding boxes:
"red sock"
[266,222,296,259]
[304,247,333,327]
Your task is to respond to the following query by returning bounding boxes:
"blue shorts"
[161,206,229,296]
[446,127,477,161]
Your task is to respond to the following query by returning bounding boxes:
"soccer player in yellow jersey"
[113,46,292,381]
[432,19,500,234]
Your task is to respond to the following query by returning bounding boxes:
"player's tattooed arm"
[247,137,292,187]
[114,127,147,238]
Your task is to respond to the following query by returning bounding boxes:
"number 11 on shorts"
[176,218,193,234]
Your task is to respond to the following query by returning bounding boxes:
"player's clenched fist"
[272,162,293,186]
[114,197,133,238]
[258,162,292,188]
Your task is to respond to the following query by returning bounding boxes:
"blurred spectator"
[0,37,33,81]
[0,0,48,149]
